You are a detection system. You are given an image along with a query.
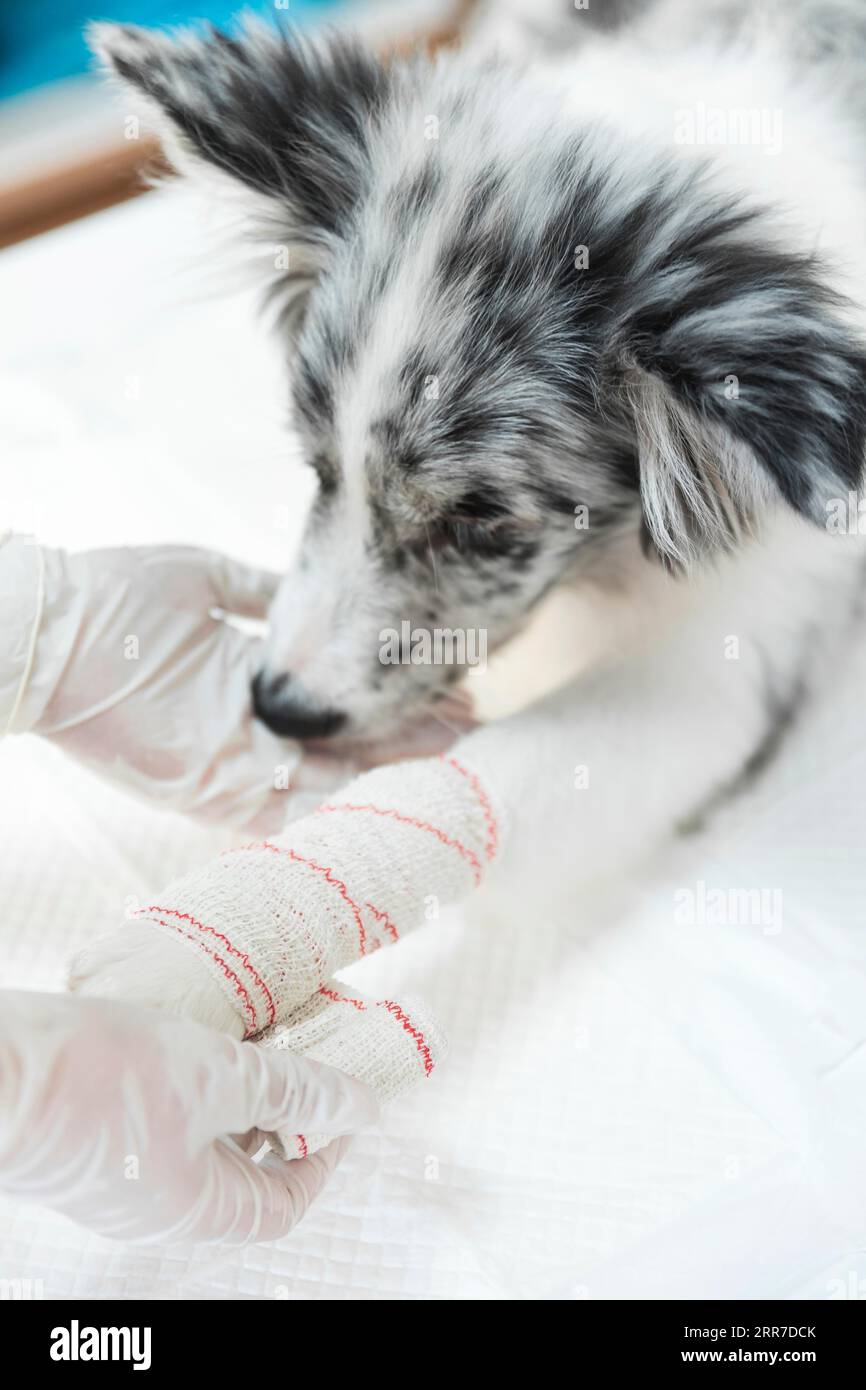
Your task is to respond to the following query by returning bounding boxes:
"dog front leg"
[70,611,769,1034]
[455,614,780,897]
[68,745,502,1036]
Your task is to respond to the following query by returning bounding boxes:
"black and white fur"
[76,1,866,1014]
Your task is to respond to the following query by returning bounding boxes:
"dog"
[72,0,866,1028]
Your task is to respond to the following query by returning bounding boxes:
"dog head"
[94,20,866,739]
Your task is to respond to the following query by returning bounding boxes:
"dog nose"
[251,671,346,740]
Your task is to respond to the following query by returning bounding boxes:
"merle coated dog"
[76,0,866,1022]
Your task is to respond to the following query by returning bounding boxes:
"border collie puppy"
[75,1,866,1017]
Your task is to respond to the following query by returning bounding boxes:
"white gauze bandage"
[132,752,502,1141]
[261,981,448,1159]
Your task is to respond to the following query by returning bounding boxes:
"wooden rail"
[0,1,476,251]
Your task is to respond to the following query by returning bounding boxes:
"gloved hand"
[0,990,378,1244]
[0,537,471,831]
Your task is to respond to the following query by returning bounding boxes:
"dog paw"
[68,923,246,1039]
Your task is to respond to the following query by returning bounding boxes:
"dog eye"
[423,520,458,552]
[424,515,519,554]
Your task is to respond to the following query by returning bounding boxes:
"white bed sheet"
[1,186,865,1301]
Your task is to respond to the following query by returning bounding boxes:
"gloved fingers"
[308,687,478,770]
[125,545,280,618]
[257,710,482,830]
[232,745,362,835]
[205,1043,380,1141]
[429,685,477,732]
[165,637,303,829]
[245,694,480,832]
[359,692,478,762]
[193,1136,350,1244]
[231,1127,269,1157]
[205,550,283,619]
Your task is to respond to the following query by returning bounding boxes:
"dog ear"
[89,21,391,324]
[616,231,866,570]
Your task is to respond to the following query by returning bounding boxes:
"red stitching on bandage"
[314,803,482,885]
[319,985,367,1010]
[377,1000,436,1076]
[257,843,368,956]
[296,1134,308,1159]
[442,756,499,861]
[364,900,399,943]
[142,916,258,1036]
[138,906,276,1029]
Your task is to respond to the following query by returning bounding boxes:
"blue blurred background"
[0,1,341,101]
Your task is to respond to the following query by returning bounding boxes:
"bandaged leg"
[72,750,501,1144]
[260,981,447,1158]
[128,753,502,1037]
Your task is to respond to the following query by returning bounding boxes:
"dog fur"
[73,0,866,1028]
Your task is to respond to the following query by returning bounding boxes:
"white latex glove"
[0,990,378,1245]
[0,537,473,831]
